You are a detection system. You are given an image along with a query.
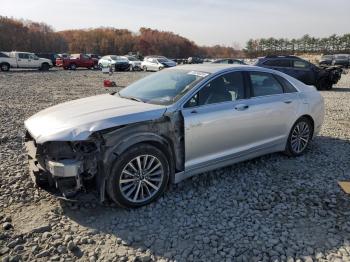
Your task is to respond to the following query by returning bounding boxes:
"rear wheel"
[0,63,10,72]
[107,144,169,208]
[317,78,332,90]
[70,63,77,70]
[284,117,313,156]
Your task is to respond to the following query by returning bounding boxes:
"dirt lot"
[1,68,350,262]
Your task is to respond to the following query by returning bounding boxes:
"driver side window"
[184,72,245,107]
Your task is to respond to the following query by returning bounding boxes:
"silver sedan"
[24,64,324,207]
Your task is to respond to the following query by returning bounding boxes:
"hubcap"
[291,121,310,153]
[119,155,164,203]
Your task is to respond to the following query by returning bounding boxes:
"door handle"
[190,110,198,114]
[284,100,292,104]
[235,104,249,111]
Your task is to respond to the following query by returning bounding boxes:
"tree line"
[245,34,350,58]
[0,16,242,58]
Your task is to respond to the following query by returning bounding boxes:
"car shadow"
[331,87,350,92]
[61,135,350,261]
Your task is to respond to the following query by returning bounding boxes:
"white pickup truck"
[0,51,53,71]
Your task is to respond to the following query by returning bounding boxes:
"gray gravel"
[1,68,350,262]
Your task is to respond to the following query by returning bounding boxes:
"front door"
[182,71,253,170]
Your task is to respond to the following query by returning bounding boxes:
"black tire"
[317,78,332,90]
[41,63,50,71]
[70,63,77,70]
[107,143,170,208]
[284,117,313,157]
[0,63,10,72]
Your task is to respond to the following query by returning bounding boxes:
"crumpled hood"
[25,94,166,143]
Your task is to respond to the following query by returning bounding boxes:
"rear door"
[290,59,315,85]
[262,59,293,75]
[17,53,30,67]
[243,71,300,145]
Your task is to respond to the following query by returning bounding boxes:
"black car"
[255,55,342,90]
[332,54,350,68]
[36,53,58,66]
[212,58,245,65]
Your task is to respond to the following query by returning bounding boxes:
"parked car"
[125,55,142,71]
[212,58,245,65]
[332,54,350,68]
[98,55,130,71]
[36,53,58,66]
[24,64,324,207]
[255,55,342,90]
[86,53,101,60]
[319,55,334,66]
[141,57,176,71]
[187,57,203,64]
[0,51,52,71]
[56,53,98,70]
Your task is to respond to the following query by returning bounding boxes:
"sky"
[1,0,350,48]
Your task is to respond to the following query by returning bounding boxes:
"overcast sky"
[1,0,349,48]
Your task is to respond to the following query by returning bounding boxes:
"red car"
[56,54,98,70]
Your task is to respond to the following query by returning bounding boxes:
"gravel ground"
[0,68,350,262]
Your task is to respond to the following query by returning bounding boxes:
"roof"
[173,64,258,74]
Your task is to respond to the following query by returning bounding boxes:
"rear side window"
[274,75,298,93]
[249,72,284,97]
[293,60,309,68]
[19,53,30,59]
[263,59,290,67]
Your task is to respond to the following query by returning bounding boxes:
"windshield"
[117,56,128,62]
[110,55,118,60]
[127,56,137,61]
[158,58,168,63]
[118,69,209,105]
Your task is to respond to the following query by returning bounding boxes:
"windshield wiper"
[118,93,145,103]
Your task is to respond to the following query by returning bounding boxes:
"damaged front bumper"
[24,132,91,198]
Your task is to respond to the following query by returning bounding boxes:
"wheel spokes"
[119,154,164,203]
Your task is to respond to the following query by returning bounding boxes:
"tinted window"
[293,60,309,68]
[19,53,30,59]
[185,72,245,107]
[249,72,284,97]
[274,75,297,93]
[263,59,290,67]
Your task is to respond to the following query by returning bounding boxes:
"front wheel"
[284,117,313,156]
[41,63,50,71]
[107,144,169,208]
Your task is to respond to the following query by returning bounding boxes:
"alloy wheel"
[119,154,164,203]
[290,121,310,153]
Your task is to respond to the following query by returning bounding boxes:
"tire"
[143,66,147,72]
[107,143,170,208]
[284,117,313,157]
[317,78,332,90]
[0,63,10,72]
[70,63,77,70]
[41,63,50,71]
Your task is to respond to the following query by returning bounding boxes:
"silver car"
[24,64,324,207]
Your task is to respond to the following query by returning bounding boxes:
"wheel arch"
[103,132,176,183]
